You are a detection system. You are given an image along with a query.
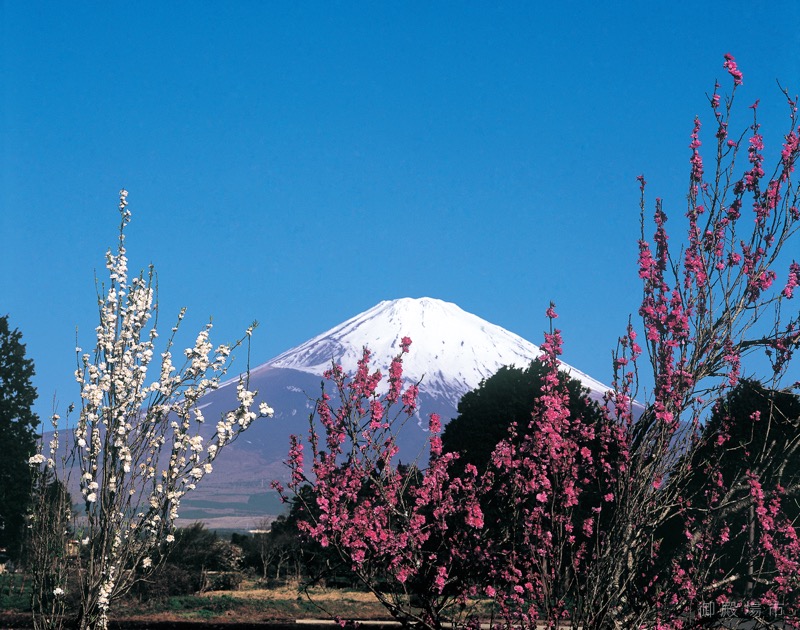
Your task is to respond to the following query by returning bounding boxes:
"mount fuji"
[176,298,611,530]
[264,297,608,408]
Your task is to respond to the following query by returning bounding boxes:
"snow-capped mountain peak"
[262,297,608,407]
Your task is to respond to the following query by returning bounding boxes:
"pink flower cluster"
[280,340,484,627]
[723,53,743,86]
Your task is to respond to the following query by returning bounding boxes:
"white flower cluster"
[28,453,46,466]
[260,402,275,417]
[97,566,115,612]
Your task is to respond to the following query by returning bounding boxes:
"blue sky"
[2,2,799,422]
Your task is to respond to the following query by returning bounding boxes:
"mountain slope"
[176,297,612,529]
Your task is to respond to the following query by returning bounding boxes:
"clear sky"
[2,2,799,423]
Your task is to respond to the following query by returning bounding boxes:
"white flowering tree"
[28,190,273,630]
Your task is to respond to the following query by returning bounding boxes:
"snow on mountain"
[261,297,609,407]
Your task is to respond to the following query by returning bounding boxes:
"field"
[0,578,395,628]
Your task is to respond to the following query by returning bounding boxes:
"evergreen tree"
[441,359,605,474]
[0,314,39,561]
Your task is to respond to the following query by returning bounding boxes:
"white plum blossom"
[29,189,268,630]
[259,402,275,417]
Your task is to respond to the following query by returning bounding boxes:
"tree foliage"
[0,314,38,562]
[442,359,605,475]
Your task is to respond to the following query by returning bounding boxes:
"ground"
[0,581,395,629]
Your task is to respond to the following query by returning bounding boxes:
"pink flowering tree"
[574,54,800,629]
[277,339,485,630]
[475,305,626,629]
